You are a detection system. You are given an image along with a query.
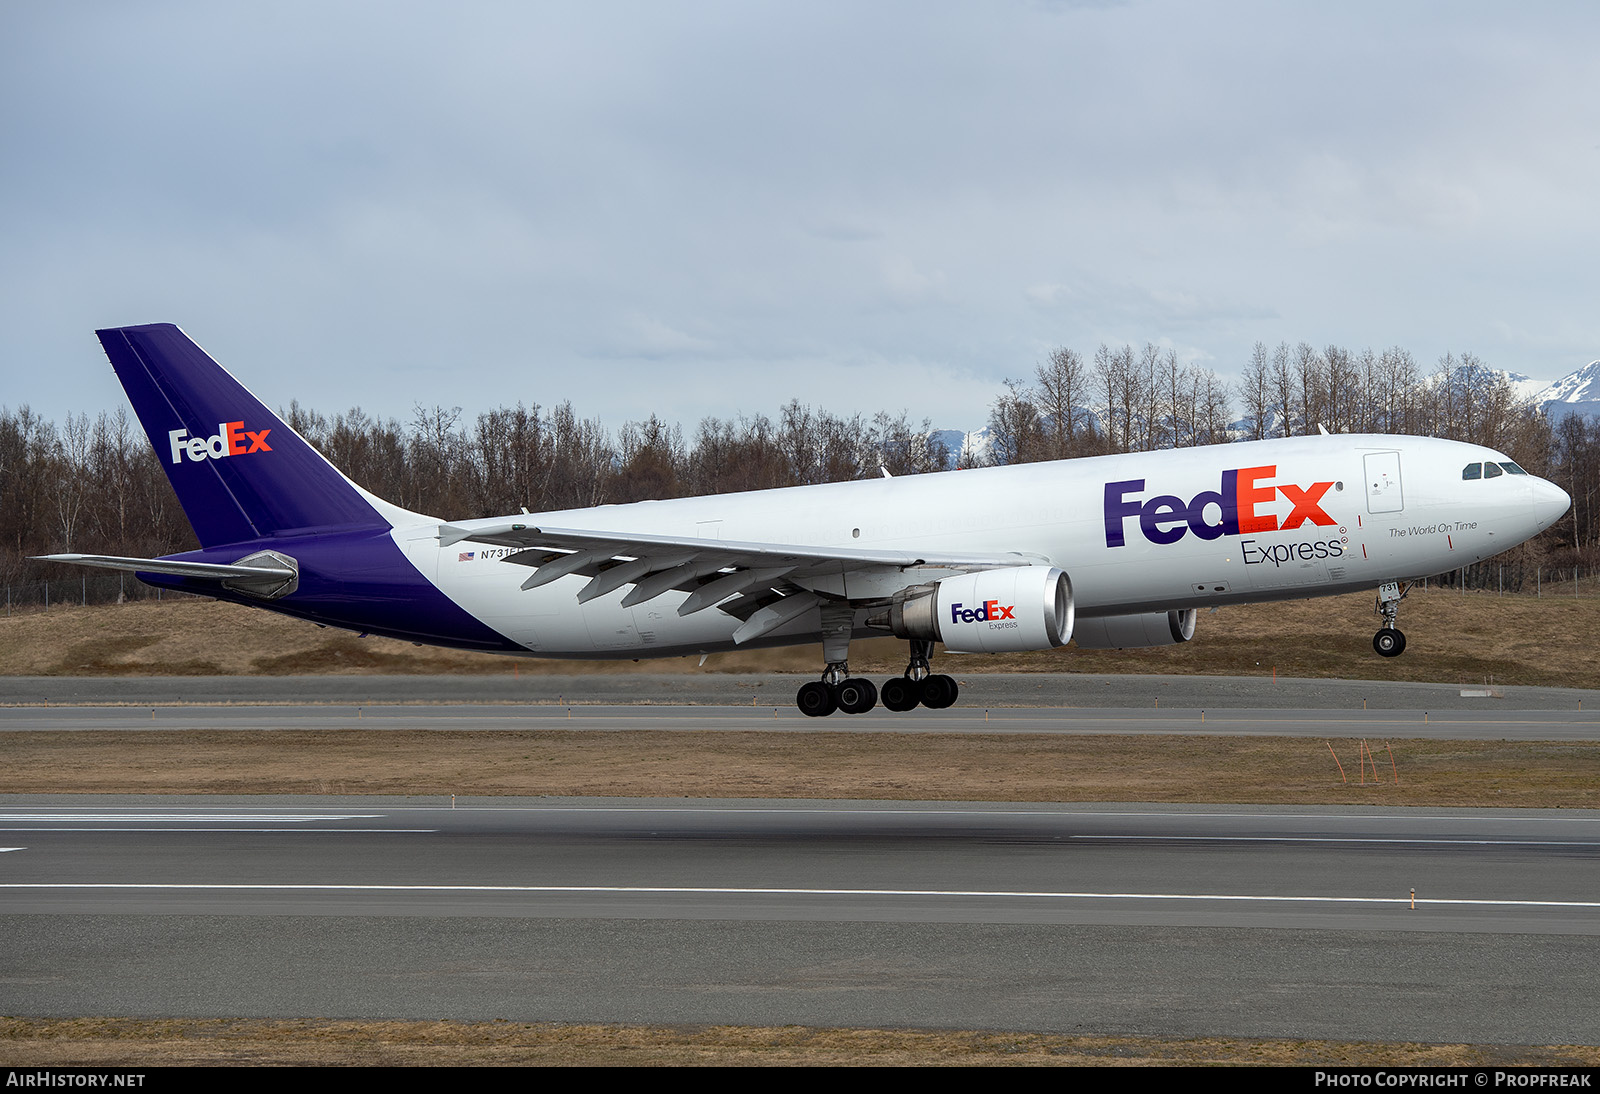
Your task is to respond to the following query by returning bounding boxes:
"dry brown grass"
[3,1017,1597,1067]
[4,729,1597,806]
[3,583,1595,686]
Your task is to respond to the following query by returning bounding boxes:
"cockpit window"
[1500,461,1529,475]
[1484,461,1504,478]
[1462,463,1482,480]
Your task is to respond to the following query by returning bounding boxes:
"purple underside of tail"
[143,532,524,653]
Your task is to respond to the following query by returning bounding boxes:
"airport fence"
[1421,562,1600,597]
[2,573,197,615]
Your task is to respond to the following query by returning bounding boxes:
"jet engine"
[1072,609,1197,649]
[869,566,1073,653]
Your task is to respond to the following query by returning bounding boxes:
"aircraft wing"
[437,521,1036,639]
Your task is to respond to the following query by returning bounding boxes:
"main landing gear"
[1372,580,1409,658]
[796,671,878,717]
[793,623,960,717]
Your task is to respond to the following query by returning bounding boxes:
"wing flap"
[436,520,1039,615]
[438,521,1022,571]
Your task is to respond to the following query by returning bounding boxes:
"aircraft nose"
[1530,476,1571,528]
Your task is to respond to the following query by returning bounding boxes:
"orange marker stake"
[1388,742,1399,785]
[1326,741,1347,784]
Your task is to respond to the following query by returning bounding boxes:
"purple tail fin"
[97,324,388,547]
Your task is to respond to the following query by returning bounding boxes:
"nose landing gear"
[1372,580,1409,658]
[1373,627,1406,657]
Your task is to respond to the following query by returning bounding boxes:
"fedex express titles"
[1104,464,1347,566]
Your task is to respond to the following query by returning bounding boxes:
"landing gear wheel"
[919,674,959,710]
[796,680,837,717]
[1373,628,1407,657]
[880,677,920,712]
[835,677,878,715]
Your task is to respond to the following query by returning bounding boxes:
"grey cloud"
[3,1,1598,432]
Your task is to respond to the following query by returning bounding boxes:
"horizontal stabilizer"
[36,552,299,600]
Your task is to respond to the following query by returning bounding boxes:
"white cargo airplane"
[41,324,1571,715]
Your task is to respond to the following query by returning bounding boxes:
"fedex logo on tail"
[168,422,272,465]
[1104,465,1335,548]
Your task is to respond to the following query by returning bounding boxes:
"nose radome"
[1531,477,1571,527]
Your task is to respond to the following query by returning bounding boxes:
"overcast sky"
[4,1,1597,433]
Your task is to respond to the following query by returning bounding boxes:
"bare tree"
[1237,342,1272,441]
[612,415,685,503]
[984,380,1046,465]
[1034,347,1092,458]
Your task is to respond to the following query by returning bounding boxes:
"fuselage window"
[1484,462,1504,478]
[1462,463,1482,480]
[1500,462,1529,475]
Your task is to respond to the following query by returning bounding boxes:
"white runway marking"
[0,813,428,831]
[3,882,1598,909]
[0,815,428,831]
[0,814,382,822]
[1068,836,1600,847]
[421,806,1600,825]
[0,828,434,833]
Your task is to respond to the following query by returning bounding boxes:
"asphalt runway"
[7,702,1600,740]
[5,671,1599,711]
[5,672,1599,1045]
[4,796,1600,1043]
[5,671,1600,740]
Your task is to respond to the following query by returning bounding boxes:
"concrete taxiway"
[3,795,1600,1043]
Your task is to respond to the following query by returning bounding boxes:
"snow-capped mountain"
[1533,361,1600,421]
[1499,370,1548,403]
[930,427,991,468]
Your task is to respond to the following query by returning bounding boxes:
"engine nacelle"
[1072,609,1197,650]
[872,566,1073,653]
